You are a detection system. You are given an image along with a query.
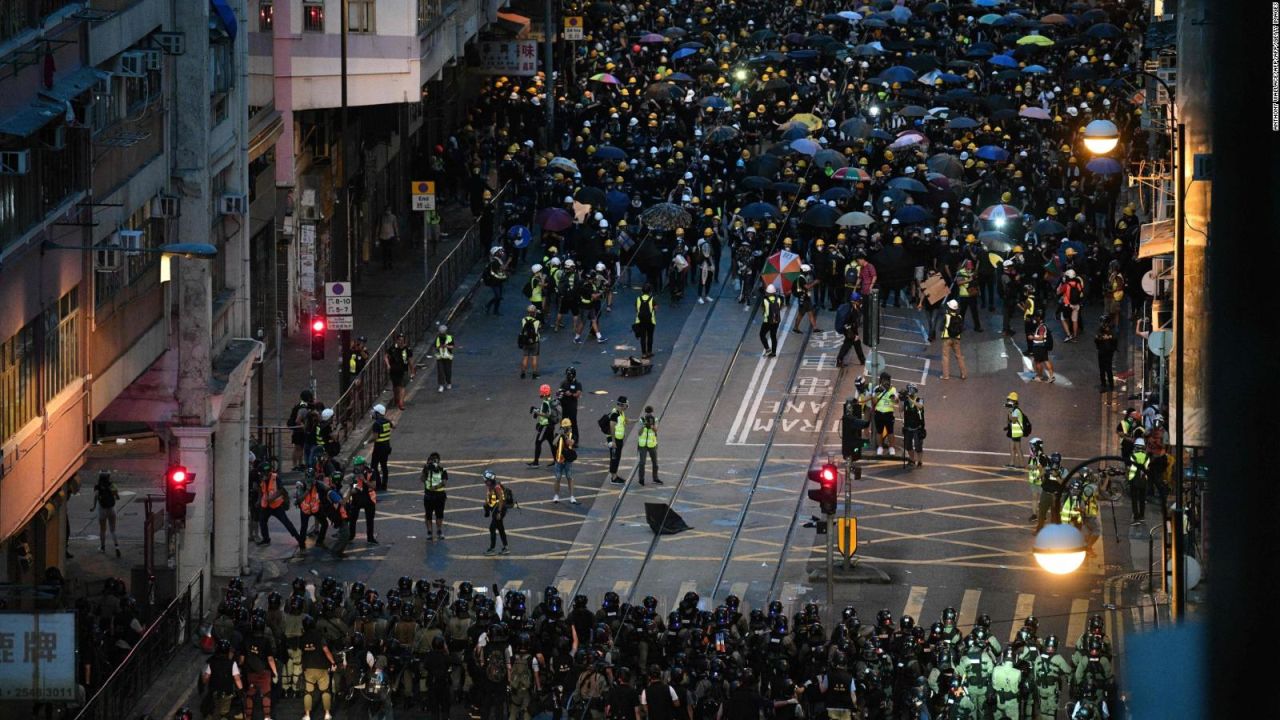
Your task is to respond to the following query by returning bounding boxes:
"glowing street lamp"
[1033,524,1087,575]
[1082,119,1120,155]
[733,67,749,82]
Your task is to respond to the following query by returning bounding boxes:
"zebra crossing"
[541,577,1096,648]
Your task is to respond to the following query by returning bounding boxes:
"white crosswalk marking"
[1011,594,1036,643]
[1066,599,1090,646]
[959,589,981,631]
[902,586,928,624]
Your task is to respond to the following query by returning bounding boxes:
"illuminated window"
[303,0,325,33]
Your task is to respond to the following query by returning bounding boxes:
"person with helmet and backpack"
[519,304,543,379]
[240,611,278,720]
[200,639,243,720]
[834,291,866,367]
[1026,438,1048,523]
[317,471,350,558]
[369,403,394,490]
[529,384,559,468]
[1127,438,1151,526]
[297,469,323,547]
[348,456,379,544]
[636,406,663,486]
[257,461,304,551]
[635,284,658,359]
[1004,392,1030,468]
[509,633,541,720]
[422,452,448,542]
[483,471,511,555]
[941,299,968,380]
[760,285,783,357]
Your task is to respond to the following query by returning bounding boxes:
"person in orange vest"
[296,470,323,546]
[348,456,379,544]
[257,461,304,550]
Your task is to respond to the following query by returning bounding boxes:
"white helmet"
[1134,437,1146,447]
[532,263,544,273]
[766,285,777,294]
[549,257,562,266]
[320,408,334,421]
[946,299,959,310]
[595,262,607,272]
[801,264,811,272]
[372,404,387,416]
[438,324,448,333]
[599,219,609,228]
[565,259,576,268]
[1064,269,1076,279]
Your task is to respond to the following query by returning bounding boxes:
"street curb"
[807,563,893,584]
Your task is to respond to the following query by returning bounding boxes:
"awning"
[248,110,284,161]
[1138,218,1174,259]
[0,99,66,138]
[495,11,531,37]
[210,0,238,40]
[39,66,110,104]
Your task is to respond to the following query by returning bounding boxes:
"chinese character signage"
[478,41,539,76]
[0,613,76,701]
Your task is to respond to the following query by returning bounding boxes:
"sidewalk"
[258,197,482,428]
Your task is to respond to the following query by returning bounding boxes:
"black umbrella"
[740,202,782,220]
[1034,218,1066,236]
[764,77,792,91]
[839,118,871,138]
[705,125,740,144]
[593,145,627,161]
[645,503,691,535]
[750,28,779,42]
[741,175,773,191]
[641,203,693,231]
[903,55,941,73]
[644,81,682,101]
[772,181,802,195]
[575,186,607,207]
[801,203,841,228]
[745,156,781,178]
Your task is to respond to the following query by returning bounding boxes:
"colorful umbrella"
[639,33,667,44]
[788,113,823,131]
[832,167,871,182]
[590,73,621,84]
[1017,34,1054,46]
[889,131,928,149]
[1040,13,1070,25]
[977,13,1003,25]
[761,250,804,294]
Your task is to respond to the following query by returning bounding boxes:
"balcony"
[0,0,80,44]
[91,102,164,197]
[0,131,89,253]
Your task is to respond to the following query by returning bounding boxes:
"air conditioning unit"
[220,193,248,216]
[153,32,186,56]
[0,149,31,175]
[95,239,122,272]
[117,229,144,256]
[151,194,181,218]
[116,51,145,78]
[144,49,162,71]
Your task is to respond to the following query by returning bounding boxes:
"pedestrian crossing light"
[310,317,326,360]
[808,463,839,515]
[165,464,196,525]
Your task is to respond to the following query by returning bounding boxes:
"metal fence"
[72,571,205,720]
[254,184,513,456]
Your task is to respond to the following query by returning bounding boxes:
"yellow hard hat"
[893,236,904,245]
[815,238,825,247]
[1012,244,1024,253]
[1007,392,1019,402]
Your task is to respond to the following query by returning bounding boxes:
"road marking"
[920,359,930,386]
[958,590,981,631]
[731,304,800,443]
[1065,598,1090,646]
[902,586,928,623]
[612,580,633,597]
[1010,593,1036,643]
[556,578,576,596]
[503,580,524,593]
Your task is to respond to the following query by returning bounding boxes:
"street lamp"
[1082,119,1120,155]
[1088,70,1190,622]
[733,67,749,82]
[1033,524,1088,575]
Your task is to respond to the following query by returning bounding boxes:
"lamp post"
[1084,69,1187,622]
[1033,524,1088,575]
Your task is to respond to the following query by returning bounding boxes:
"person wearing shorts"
[91,472,121,556]
[422,452,448,542]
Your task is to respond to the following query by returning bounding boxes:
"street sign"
[327,315,353,331]
[411,180,436,211]
[563,16,584,40]
[836,516,857,558]
[0,612,76,701]
[1147,329,1173,358]
[324,282,353,316]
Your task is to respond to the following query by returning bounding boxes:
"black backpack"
[597,412,614,435]
[1020,412,1032,435]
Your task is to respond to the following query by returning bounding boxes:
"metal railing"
[73,571,204,720]
[276,184,513,448]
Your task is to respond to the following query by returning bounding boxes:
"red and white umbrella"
[979,204,1022,223]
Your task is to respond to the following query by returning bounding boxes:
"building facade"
[0,0,256,599]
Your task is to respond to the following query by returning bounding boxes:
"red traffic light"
[312,318,326,333]
[167,465,190,486]
[808,463,839,487]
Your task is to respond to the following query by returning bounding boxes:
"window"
[44,287,79,402]
[303,0,325,32]
[418,0,443,33]
[209,39,233,127]
[348,0,375,33]
[1,286,80,443]
[258,1,273,32]
[95,203,161,308]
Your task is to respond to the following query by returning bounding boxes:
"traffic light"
[165,464,196,524]
[841,398,869,460]
[310,317,326,360]
[807,463,839,515]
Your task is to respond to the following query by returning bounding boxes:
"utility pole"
[337,0,352,394]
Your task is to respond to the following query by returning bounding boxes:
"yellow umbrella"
[988,252,1005,269]
[1017,34,1054,47]
[788,113,823,131]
